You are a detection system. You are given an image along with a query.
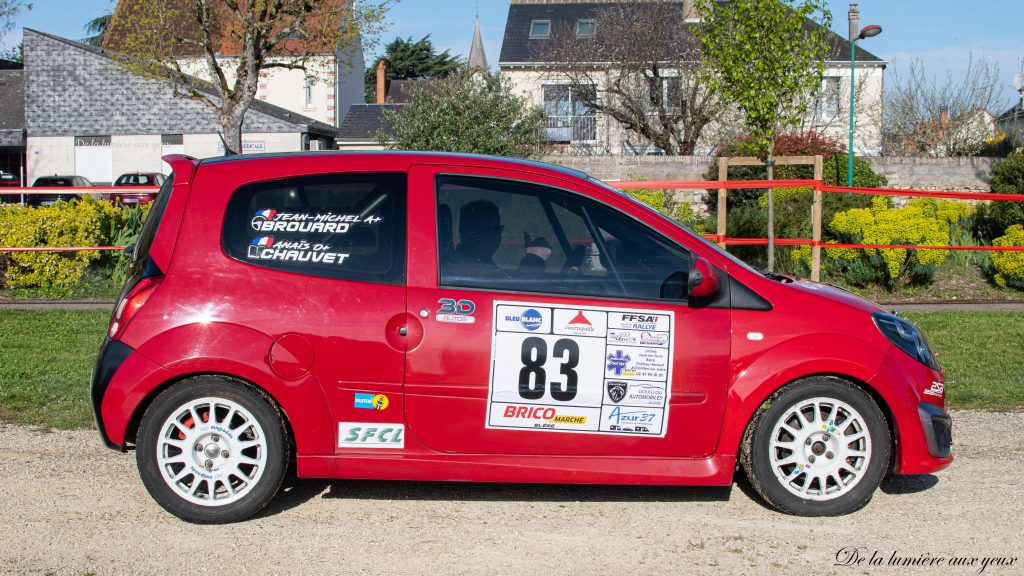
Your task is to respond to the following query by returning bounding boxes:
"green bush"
[624,175,696,227]
[991,224,1024,289]
[811,197,971,288]
[975,152,1024,240]
[0,198,142,295]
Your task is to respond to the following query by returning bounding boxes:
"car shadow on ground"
[879,473,939,495]
[255,473,734,519]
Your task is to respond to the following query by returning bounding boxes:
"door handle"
[398,325,408,336]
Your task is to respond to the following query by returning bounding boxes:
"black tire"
[136,376,289,524]
[740,377,891,516]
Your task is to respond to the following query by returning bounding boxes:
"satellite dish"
[1015,73,1024,92]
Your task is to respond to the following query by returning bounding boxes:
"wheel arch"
[124,371,299,456]
[733,372,898,472]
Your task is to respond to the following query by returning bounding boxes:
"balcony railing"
[544,114,597,143]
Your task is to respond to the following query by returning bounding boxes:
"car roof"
[199,151,590,181]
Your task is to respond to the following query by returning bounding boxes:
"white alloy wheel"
[767,397,872,501]
[155,396,269,506]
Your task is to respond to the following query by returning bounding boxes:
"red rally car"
[92,152,952,523]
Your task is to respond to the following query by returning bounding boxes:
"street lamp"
[848,18,881,187]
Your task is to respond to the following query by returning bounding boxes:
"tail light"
[108,277,161,340]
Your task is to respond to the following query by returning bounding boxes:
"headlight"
[872,312,939,370]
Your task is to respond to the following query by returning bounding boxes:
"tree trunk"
[218,110,244,156]
[766,157,775,272]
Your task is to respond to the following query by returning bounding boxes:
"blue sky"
[4,0,1023,106]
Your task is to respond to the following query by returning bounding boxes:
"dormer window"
[529,20,551,39]
[576,19,596,38]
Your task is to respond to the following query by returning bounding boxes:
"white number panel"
[487,301,674,437]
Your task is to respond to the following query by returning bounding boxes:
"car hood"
[785,279,889,315]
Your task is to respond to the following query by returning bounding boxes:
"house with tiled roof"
[102,0,365,129]
[22,29,336,185]
[499,0,886,156]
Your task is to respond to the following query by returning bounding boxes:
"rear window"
[33,177,72,187]
[116,174,156,186]
[221,173,406,285]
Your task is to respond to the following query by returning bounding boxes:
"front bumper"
[869,347,953,475]
[919,402,952,458]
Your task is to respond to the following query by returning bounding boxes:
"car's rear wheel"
[136,377,288,523]
[741,377,891,516]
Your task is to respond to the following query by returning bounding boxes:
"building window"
[543,84,597,143]
[815,76,841,121]
[647,76,684,114]
[304,77,315,108]
[576,19,596,38]
[529,20,551,39]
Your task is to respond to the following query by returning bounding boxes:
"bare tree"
[104,0,394,154]
[542,0,722,155]
[884,55,1007,157]
[0,0,30,47]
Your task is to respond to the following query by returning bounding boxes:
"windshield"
[589,177,762,276]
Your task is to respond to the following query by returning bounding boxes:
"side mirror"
[687,257,719,298]
[124,244,135,260]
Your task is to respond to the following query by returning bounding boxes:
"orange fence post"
[717,158,727,249]
[811,155,823,282]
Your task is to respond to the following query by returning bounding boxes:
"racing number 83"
[518,337,580,402]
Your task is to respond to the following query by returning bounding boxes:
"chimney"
[848,3,860,41]
[939,106,950,126]
[375,60,386,104]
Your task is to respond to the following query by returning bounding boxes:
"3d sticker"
[437,298,477,324]
[354,393,389,410]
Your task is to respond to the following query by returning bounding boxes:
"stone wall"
[544,154,1003,192]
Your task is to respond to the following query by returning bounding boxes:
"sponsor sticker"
[338,422,404,448]
[354,393,389,410]
[604,380,666,408]
[553,308,607,338]
[599,405,665,434]
[488,301,673,437]
[605,346,669,380]
[494,305,553,334]
[924,381,944,397]
[607,312,670,332]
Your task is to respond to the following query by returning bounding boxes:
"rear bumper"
[91,339,134,451]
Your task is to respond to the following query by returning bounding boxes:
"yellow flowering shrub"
[992,225,1024,289]
[816,196,970,287]
[0,197,126,293]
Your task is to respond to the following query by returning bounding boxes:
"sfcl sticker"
[486,301,673,437]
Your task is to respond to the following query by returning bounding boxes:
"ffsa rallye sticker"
[487,301,673,437]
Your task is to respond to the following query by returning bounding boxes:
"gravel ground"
[1,411,1021,576]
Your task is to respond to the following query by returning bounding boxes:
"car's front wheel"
[741,377,891,516]
[136,377,288,523]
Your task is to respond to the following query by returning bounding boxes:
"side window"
[437,175,689,301]
[222,172,406,284]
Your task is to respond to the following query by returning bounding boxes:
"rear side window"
[222,173,406,285]
[127,174,175,278]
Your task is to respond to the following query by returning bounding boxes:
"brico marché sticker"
[486,301,673,437]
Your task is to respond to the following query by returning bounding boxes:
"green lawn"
[0,310,1020,430]
[0,310,109,429]
[905,312,1024,410]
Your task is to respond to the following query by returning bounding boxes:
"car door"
[404,164,730,457]
[218,171,410,453]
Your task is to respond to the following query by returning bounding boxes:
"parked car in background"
[111,173,166,206]
[28,175,96,206]
[0,171,19,187]
[93,152,952,524]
